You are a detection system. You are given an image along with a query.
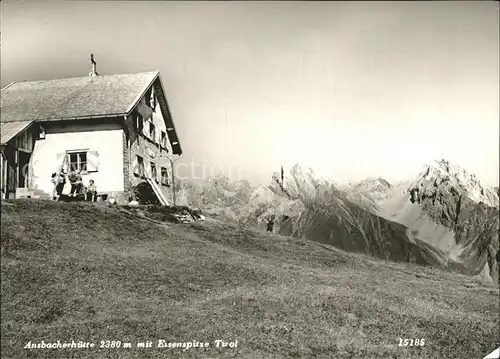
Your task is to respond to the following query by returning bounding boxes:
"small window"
[65,150,99,173]
[150,162,158,182]
[134,155,145,177]
[150,89,156,110]
[68,151,87,172]
[149,122,156,142]
[16,131,29,149]
[135,114,144,134]
[146,87,156,110]
[160,131,167,148]
[145,88,152,107]
[161,166,170,187]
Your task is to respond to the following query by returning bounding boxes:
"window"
[65,150,99,173]
[160,131,167,148]
[150,162,158,182]
[161,166,170,187]
[150,89,156,110]
[134,155,145,177]
[16,131,30,150]
[146,87,156,110]
[135,114,144,135]
[69,152,87,172]
[149,122,156,142]
[145,88,152,107]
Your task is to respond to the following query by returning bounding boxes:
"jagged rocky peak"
[336,177,395,213]
[352,177,393,191]
[272,164,328,189]
[377,177,393,189]
[408,159,499,208]
[269,163,343,207]
[287,164,325,185]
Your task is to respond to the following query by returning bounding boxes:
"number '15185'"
[398,338,425,347]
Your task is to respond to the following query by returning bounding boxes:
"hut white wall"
[31,126,124,194]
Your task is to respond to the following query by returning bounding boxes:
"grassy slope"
[1,200,499,359]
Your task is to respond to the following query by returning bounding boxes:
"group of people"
[51,169,97,201]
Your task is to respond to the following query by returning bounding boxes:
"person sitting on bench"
[68,170,83,197]
[86,179,97,202]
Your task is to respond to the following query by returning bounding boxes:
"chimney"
[89,54,98,77]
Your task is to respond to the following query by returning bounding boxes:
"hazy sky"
[1,1,499,186]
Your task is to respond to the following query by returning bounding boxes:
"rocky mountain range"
[175,159,499,283]
[264,164,449,268]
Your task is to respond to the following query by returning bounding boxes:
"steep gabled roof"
[0,71,182,154]
[1,72,158,122]
[0,120,34,145]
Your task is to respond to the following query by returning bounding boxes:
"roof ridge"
[1,72,159,122]
[1,82,17,92]
[9,71,160,85]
